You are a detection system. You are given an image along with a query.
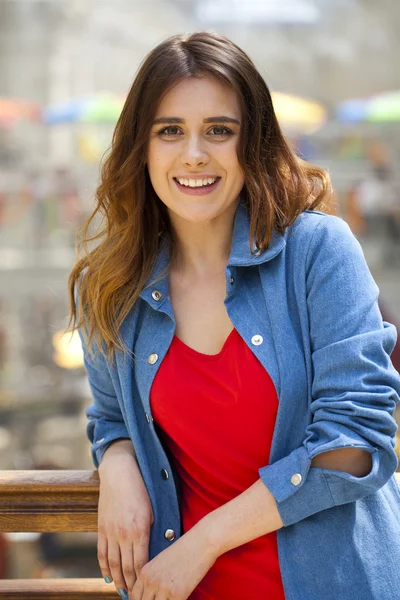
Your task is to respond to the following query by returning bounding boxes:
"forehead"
[155,75,241,118]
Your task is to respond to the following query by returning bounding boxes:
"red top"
[150,327,285,600]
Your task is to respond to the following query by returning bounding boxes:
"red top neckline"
[173,328,237,361]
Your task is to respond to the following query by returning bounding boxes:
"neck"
[168,201,239,278]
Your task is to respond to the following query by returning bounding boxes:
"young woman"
[67,31,400,600]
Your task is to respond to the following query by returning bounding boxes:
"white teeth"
[176,177,217,188]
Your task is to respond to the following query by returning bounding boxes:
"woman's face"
[146,74,245,224]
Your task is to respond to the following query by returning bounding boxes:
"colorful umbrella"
[82,94,125,123]
[367,91,400,122]
[336,98,369,123]
[42,93,125,124]
[337,90,400,123]
[0,98,40,128]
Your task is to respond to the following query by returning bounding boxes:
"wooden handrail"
[1,470,400,531]
[0,470,110,598]
[0,470,99,533]
[1,470,400,598]
[0,579,119,599]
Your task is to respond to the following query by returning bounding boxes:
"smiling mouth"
[173,177,221,195]
[173,177,221,189]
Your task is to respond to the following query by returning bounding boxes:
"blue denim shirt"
[79,202,400,599]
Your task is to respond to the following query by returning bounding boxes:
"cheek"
[220,142,242,172]
[147,157,164,183]
[228,155,244,182]
[148,148,171,177]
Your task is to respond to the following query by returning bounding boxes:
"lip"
[173,176,221,196]
[174,175,219,180]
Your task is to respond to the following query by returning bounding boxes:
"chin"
[169,200,222,222]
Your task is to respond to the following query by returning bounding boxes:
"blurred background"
[1,0,400,582]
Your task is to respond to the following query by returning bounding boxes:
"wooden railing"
[0,470,119,599]
[1,470,400,598]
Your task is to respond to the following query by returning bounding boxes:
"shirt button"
[291,473,302,486]
[161,469,169,480]
[145,414,150,423]
[95,438,105,444]
[251,334,263,346]
[148,353,159,364]
[151,290,162,301]
[164,529,176,541]
[230,277,235,285]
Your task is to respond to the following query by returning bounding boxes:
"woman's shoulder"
[281,210,368,279]
[288,209,359,254]
[291,209,350,235]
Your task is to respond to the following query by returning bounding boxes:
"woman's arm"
[76,276,134,470]
[197,216,400,553]
[196,447,372,557]
[98,438,137,476]
[257,217,399,528]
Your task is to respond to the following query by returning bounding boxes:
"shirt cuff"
[258,444,380,526]
[88,420,131,469]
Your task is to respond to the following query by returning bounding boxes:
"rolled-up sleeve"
[76,281,131,469]
[259,215,400,526]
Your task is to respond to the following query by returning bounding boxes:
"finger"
[97,534,113,584]
[133,531,150,575]
[119,541,136,591]
[141,590,157,600]
[107,539,128,594]
[130,576,144,600]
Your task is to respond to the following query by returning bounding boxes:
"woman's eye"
[156,125,233,138]
[157,126,182,136]
[209,126,232,136]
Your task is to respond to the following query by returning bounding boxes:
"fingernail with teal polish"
[118,590,128,599]
[104,576,112,583]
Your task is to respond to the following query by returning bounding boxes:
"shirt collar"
[227,200,287,267]
[140,200,287,305]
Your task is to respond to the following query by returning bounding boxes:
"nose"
[180,135,209,168]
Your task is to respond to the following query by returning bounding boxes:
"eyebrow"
[152,116,241,125]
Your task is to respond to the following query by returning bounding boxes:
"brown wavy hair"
[66,30,333,365]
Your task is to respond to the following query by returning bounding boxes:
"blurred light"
[272,92,327,133]
[5,533,41,542]
[78,132,104,162]
[52,330,84,369]
[197,0,321,24]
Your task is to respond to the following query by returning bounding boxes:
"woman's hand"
[97,449,154,597]
[130,522,218,600]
